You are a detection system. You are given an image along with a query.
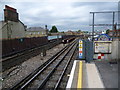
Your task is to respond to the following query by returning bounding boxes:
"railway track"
[10,38,78,90]
[1,40,61,72]
[38,40,78,89]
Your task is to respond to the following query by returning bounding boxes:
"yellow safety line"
[77,61,83,89]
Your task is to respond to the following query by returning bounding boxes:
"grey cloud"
[0,1,118,31]
[72,2,118,10]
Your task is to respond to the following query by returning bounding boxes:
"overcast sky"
[0,0,119,32]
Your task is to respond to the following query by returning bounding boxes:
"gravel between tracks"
[1,44,66,89]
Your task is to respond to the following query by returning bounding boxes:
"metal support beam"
[118,1,120,29]
[112,12,115,30]
[90,11,119,37]
[92,13,95,41]
[89,24,120,26]
[90,11,119,13]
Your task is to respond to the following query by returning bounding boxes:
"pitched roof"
[0,20,25,30]
[26,27,46,31]
[0,21,7,29]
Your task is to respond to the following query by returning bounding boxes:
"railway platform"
[66,60,104,89]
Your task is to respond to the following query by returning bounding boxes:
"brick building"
[109,29,120,40]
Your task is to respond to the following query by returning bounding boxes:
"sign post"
[79,40,83,59]
[94,34,112,60]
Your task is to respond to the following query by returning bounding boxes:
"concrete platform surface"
[86,62,104,88]
[66,60,104,89]
[95,61,118,88]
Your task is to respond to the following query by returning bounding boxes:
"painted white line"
[66,60,77,89]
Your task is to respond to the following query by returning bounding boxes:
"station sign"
[94,41,112,53]
[79,40,83,58]
[95,34,112,41]
[94,34,112,54]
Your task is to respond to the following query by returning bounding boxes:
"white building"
[26,27,48,37]
[0,20,26,39]
[0,5,26,39]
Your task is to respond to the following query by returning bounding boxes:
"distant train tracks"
[10,38,78,90]
[1,37,76,72]
[1,40,62,72]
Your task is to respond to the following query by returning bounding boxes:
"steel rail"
[37,40,78,89]
[1,40,61,72]
[54,41,78,90]
[2,39,59,59]
[2,40,59,60]
[10,44,70,90]
[10,39,77,90]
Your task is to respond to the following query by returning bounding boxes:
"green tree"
[106,29,110,34]
[50,26,59,33]
[61,31,64,33]
[77,30,81,32]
